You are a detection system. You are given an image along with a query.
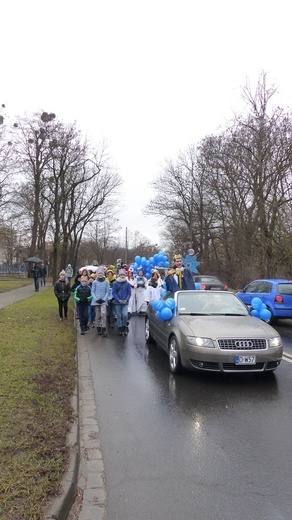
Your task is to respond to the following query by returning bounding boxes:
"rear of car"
[193,275,228,291]
[236,279,292,321]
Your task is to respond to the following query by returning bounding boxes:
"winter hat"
[59,270,66,276]
[119,269,127,276]
[96,267,105,275]
[106,268,114,275]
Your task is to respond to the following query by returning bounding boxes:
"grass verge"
[0,277,36,293]
[0,288,76,520]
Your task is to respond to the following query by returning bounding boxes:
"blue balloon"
[251,297,263,310]
[164,298,176,310]
[152,300,165,312]
[156,311,163,320]
[251,309,259,317]
[160,307,173,320]
[152,299,161,311]
[165,261,169,267]
[195,283,201,290]
[153,254,159,262]
[135,256,141,264]
[259,308,271,321]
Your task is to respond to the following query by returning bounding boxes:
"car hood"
[180,315,278,338]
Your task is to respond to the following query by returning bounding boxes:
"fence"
[0,264,28,277]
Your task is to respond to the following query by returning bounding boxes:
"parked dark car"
[193,275,228,291]
[145,290,283,374]
[236,279,292,323]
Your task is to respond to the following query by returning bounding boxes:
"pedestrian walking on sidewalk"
[39,263,47,287]
[31,262,41,292]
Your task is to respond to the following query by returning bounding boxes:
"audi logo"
[235,340,254,348]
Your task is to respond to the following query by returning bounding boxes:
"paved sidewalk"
[0,281,47,309]
[0,284,107,520]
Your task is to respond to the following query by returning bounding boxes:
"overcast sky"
[2,0,291,250]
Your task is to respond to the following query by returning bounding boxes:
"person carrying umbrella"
[31,262,41,292]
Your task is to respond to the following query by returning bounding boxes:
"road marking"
[282,352,292,363]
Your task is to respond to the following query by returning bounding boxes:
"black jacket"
[54,280,71,301]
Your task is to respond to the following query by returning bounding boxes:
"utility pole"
[125,227,128,264]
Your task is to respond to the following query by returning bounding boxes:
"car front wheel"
[169,336,182,374]
[145,318,155,343]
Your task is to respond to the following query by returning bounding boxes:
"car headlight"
[269,336,282,348]
[185,336,215,348]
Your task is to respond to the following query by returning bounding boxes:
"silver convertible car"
[145,290,283,374]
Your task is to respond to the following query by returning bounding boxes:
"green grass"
[0,277,37,293]
[0,288,76,519]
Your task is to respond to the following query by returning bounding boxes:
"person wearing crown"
[164,254,194,292]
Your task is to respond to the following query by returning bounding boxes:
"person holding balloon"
[164,254,194,292]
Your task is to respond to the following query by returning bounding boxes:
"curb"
[45,341,80,519]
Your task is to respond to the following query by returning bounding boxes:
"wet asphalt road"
[87,317,292,520]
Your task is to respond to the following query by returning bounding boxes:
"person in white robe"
[135,268,148,315]
[145,277,162,305]
[127,268,136,315]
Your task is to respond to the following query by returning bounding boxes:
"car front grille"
[222,362,265,371]
[217,338,267,350]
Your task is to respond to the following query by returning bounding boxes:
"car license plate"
[235,355,256,365]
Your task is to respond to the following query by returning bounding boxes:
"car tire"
[169,335,182,374]
[145,318,155,344]
[266,307,276,325]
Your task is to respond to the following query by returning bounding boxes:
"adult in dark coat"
[39,263,47,287]
[31,263,41,292]
[164,254,194,292]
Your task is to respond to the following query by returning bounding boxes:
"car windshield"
[177,291,248,316]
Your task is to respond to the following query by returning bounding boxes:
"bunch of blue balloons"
[130,251,170,279]
[250,297,272,321]
[152,297,176,320]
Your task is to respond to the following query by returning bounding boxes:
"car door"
[239,281,273,308]
[238,281,262,307]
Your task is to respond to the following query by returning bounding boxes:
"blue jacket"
[164,268,194,292]
[91,278,109,306]
[112,279,131,304]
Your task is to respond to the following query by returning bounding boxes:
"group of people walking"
[53,262,165,337]
[53,253,194,337]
